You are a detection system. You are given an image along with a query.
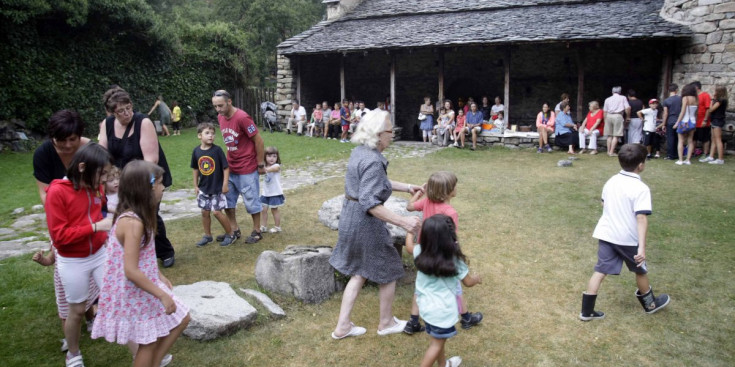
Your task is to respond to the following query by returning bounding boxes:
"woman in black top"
[705,86,728,164]
[33,110,91,204]
[98,87,176,267]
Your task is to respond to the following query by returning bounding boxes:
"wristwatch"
[258,164,265,168]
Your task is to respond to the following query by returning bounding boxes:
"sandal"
[446,356,462,367]
[66,354,84,367]
[245,230,263,244]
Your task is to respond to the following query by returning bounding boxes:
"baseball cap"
[649,99,659,104]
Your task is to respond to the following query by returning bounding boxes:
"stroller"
[260,101,281,133]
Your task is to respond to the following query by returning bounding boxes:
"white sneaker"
[709,159,724,165]
[60,338,68,352]
[446,356,462,367]
[675,160,684,165]
[269,226,282,233]
[683,160,691,165]
[259,226,267,232]
[699,156,714,163]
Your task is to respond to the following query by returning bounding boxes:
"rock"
[318,195,422,245]
[255,245,343,304]
[568,156,580,161]
[12,208,24,215]
[32,204,43,212]
[0,228,15,237]
[11,219,35,229]
[239,288,286,319]
[557,160,573,167]
[172,281,257,341]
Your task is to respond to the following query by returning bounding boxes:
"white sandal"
[66,354,84,367]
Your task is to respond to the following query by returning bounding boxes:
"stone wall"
[662,0,735,110]
[276,54,296,121]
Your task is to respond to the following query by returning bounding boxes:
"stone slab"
[173,281,257,341]
[239,288,286,319]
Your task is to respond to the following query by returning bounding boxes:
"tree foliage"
[0,0,324,134]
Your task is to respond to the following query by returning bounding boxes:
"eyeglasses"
[114,105,133,116]
[213,90,231,99]
[381,129,394,135]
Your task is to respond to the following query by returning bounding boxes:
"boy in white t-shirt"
[579,144,671,321]
[637,99,664,159]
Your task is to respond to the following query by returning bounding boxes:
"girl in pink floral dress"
[92,161,190,367]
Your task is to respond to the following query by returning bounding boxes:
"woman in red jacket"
[45,142,113,367]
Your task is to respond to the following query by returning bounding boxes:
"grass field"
[1,139,734,366]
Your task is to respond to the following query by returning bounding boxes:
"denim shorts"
[260,194,285,208]
[197,192,227,211]
[425,322,457,339]
[226,171,262,214]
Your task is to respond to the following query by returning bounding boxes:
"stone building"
[276,0,732,141]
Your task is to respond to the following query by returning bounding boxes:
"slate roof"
[278,0,691,55]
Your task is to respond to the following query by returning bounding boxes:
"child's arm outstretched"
[119,217,177,314]
[405,231,416,255]
[462,271,482,287]
[32,244,55,266]
[405,183,426,211]
[265,163,280,173]
[634,213,647,266]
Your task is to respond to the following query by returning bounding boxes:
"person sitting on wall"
[480,96,492,122]
[554,102,579,154]
[434,100,455,147]
[464,102,483,151]
[491,96,505,121]
[536,102,556,153]
[286,100,307,135]
[554,93,570,115]
[487,111,506,134]
[579,101,604,155]
[350,101,370,135]
[464,97,474,115]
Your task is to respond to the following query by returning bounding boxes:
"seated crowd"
[286,99,385,143]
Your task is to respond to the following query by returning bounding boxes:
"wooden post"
[576,48,585,122]
[661,41,673,101]
[296,57,302,104]
[438,50,444,105]
[504,47,511,124]
[390,53,396,126]
[340,55,346,102]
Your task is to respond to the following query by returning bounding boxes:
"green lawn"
[1,143,734,366]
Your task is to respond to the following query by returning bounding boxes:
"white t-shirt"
[491,104,505,116]
[262,164,283,197]
[592,171,652,246]
[640,108,658,132]
[291,106,306,121]
[107,192,118,213]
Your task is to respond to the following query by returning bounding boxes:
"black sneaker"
[460,312,483,329]
[403,320,424,335]
[162,256,175,268]
[579,310,605,321]
[217,229,241,242]
[196,235,213,247]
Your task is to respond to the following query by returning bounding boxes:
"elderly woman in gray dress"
[330,109,423,339]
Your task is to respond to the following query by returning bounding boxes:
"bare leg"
[225,208,239,233]
[151,314,191,367]
[685,131,695,161]
[251,213,261,233]
[334,275,367,336]
[677,133,685,161]
[260,205,270,228]
[471,129,477,148]
[713,128,724,160]
[201,210,212,236]
[271,207,281,227]
[420,337,447,367]
[64,303,85,355]
[134,342,158,367]
[585,271,606,295]
[212,210,232,234]
[635,273,650,294]
[459,294,467,314]
[411,294,419,315]
[377,281,397,330]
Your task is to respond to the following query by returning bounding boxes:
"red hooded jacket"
[45,179,107,258]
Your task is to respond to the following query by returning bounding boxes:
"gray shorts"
[197,192,227,212]
[594,239,648,275]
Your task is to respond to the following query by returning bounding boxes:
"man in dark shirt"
[480,96,492,122]
[661,84,681,160]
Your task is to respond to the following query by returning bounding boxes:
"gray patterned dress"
[329,145,404,284]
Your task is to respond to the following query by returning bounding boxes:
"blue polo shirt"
[466,110,483,125]
[555,112,574,135]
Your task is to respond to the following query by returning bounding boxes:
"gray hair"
[612,86,622,94]
[351,109,390,149]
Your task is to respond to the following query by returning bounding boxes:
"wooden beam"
[576,48,585,122]
[296,57,302,103]
[438,51,444,104]
[340,56,345,101]
[504,47,511,124]
[390,53,396,126]
[661,41,673,101]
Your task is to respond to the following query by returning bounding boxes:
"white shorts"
[56,247,106,304]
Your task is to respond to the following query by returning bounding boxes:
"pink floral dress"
[91,212,189,345]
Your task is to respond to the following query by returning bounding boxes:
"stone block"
[709,44,726,52]
[688,44,708,53]
[714,53,722,63]
[704,13,726,21]
[702,64,726,72]
[699,0,724,6]
[255,246,343,304]
[503,137,520,145]
[689,6,710,17]
[173,281,257,341]
[714,2,735,12]
[700,52,713,63]
[720,19,735,30]
[723,52,735,63]
[691,34,707,45]
[706,31,723,44]
[318,195,421,246]
[691,22,717,33]
[239,288,286,319]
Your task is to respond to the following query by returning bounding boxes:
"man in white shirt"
[603,86,631,157]
[286,100,307,135]
[349,101,370,133]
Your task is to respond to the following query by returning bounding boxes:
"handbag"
[418,113,427,121]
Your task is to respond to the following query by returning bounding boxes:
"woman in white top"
[673,83,698,165]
